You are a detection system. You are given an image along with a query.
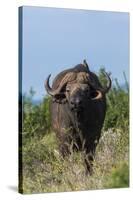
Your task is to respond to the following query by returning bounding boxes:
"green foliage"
[20,69,129,193]
[105,162,129,188]
[22,88,51,143]
[98,67,129,131]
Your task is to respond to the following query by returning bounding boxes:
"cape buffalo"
[45,60,111,174]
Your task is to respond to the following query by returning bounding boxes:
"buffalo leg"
[58,133,72,157]
[59,143,70,157]
[84,142,97,175]
[84,153,94,175]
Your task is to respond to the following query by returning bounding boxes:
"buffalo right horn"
[101,71,112,94]
[88,71,111,94]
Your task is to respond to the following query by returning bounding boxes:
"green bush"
[98,68,129,131]
[22,88,51,144]
[105,162,129,188]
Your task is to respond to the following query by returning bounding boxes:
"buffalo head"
[45,60,111,112]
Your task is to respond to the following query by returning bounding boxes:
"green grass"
[21,128,129,194]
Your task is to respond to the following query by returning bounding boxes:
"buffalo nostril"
[70,101,74,105]
[75,99,82,105]
[70,99,82,107]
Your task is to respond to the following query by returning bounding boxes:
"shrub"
[105,162,129,188]
[22,88,51,144]
[98,67,129,131]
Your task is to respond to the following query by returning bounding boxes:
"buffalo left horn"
[45,74,67,96]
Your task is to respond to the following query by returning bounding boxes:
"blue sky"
[21,6,129,100]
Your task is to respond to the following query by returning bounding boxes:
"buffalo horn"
[45,72,76,97]
[45,74,66,96]
[101,71,112,93]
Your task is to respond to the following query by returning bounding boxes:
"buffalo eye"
[84,88,90,94]
[90,89,98,98]
[85,88,90,92]
[66,87,70,92]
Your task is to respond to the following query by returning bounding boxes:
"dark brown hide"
[45,61,111,174]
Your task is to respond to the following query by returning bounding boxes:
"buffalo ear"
[90,87,103,100]
[53,98,67,104]
[52,93,67,104]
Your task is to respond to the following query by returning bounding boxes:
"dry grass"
[21,127,129,194]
